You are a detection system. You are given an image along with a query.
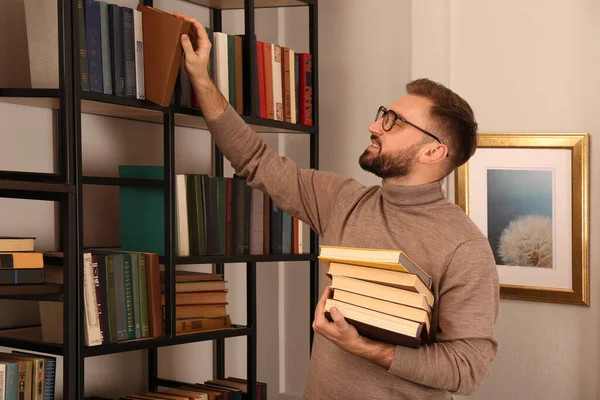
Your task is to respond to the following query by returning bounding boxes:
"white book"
[289,49,296,124]
[134,10,145,100]
[83,252,103,346]
[272,44,283,121]
[176,174,190,257]
[213,32,229,101]
[0,363,5,400]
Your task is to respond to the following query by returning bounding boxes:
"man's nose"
[368,120,384,136]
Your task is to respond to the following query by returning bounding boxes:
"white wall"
[413,1,599,399]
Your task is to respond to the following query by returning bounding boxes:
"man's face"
[359,95,435,179]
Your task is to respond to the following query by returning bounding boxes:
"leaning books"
[319,245,434,348]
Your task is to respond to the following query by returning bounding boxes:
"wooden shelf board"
[0,326,63,355]
[83,325,252,357]
[183,0,311,9]
[172,253,317,264]
[0,284,63,301]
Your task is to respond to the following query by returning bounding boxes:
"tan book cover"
[234,35,244,114]
[136,5,192,106]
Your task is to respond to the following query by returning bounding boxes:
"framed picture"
[454,133,590,306]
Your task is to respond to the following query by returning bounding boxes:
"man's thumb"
[181,34,194,57]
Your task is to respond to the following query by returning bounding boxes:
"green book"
[118,165,164,256]
[137,253,150,338]
[227,34,236,107]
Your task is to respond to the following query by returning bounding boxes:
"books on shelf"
[78,1,190,105]
[0,350,57,400]
[89,377,267,400]
[118,165,306,257]
[174,31,314,126]
[320,245,434,349]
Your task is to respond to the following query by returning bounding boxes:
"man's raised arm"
[173,12,361,236]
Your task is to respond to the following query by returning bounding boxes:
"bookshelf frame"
[0,0,319,399]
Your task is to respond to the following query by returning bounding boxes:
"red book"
[257,41,266,118]
[298,53,313,126]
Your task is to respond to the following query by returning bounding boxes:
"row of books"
[0,351,56,400]
[319,246,434,349]
[118,166,305,257]
[79,0,145,99]
[85,377,266,400]
[174,32,314,126]
[38,251,234,346]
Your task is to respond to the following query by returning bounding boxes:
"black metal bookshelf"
[0,0,318,399]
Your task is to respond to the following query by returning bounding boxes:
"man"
[174,12,499,400]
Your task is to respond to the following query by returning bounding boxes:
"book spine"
[130,253,141,339]
[112,254,127,341]
[243,182,251,254]
[84,0,103,93]
[289,49,296,124]
[108,5,124,96]
[263,42,274,119]
[138,254,150,338]
[185,175,198,256]
[105,254,118,342]
[233,176,246,255]
[281,210,292,254]
[83,253,102,346]
[42,358,55,400]
[0,269,44,284]
[283,47,292,123]
[4,362,17,400]
[134,9,145,100]
[216,177,226,255]
[77,0,89,91]
[99,1,112,94]
[91,254,104,342]
[256,41,266,118]
[122,253,135,340]
[194,175,206,256]
[145,253,163,338]
[234,35,244,114]
[31,357,44,400]
[0,364,5,400]
[270,201,283,254]
[294,53,299,123]
[95,254,111,343]
[122,7,136,98]
[272,44,283,121]
[227,34,236,108]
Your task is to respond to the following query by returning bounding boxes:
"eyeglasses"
[375,106,447,148]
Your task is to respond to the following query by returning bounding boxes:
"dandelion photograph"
[486,169,554,268]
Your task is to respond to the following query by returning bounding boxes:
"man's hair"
[406,78,478,172]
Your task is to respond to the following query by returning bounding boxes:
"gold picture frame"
[455,133,589,306]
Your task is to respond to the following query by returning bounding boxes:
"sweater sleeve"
[387,237,500,395]
[204,104,361,237]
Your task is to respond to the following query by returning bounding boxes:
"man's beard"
[358,143,421,179]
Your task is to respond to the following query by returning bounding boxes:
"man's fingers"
[314,286,332,319]
[328,306,347,328]
[174,11,210,50]
[180,34,195,58]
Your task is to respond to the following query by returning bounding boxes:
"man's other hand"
[173,12,212,88]
[312,286,361,351]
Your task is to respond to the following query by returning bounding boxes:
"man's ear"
[419,143,447,164]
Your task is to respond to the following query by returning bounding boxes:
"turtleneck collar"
[380,179,445,206]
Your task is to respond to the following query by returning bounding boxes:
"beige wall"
[413,1,599,398]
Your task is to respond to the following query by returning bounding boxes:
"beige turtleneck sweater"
[206,105,500,399]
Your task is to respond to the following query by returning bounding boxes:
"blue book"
[99,1,112,94]
[0,360,18,400]
[84,0,103,93]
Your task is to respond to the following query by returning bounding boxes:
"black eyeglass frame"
[376,106,449,157]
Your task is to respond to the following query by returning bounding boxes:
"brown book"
[136,5,192,106]
[165,304,228,319]
[160,280,227,293]
[263,42,274,119]
[282,47,292,122]
[175,315,231,334]
[161,291,227,306]
[234,35,243,114]
[144,252,163,338]
[160,270,224,282]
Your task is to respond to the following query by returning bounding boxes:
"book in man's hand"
[319,245,434,348]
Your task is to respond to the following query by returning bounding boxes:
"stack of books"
[160,270,231,336]
[318,245,434,349]
[0,236,45,285]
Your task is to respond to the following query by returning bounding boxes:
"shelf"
[0,88,60,110]
[0,284,63,301]
[173,105,316,134]
[183,0,312,9]
[81,176,166,188]
[0,180,75,200]
[0,326,63,356]
[83,325,252,357]
[80,91,165,124]
[171,253,317,264]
